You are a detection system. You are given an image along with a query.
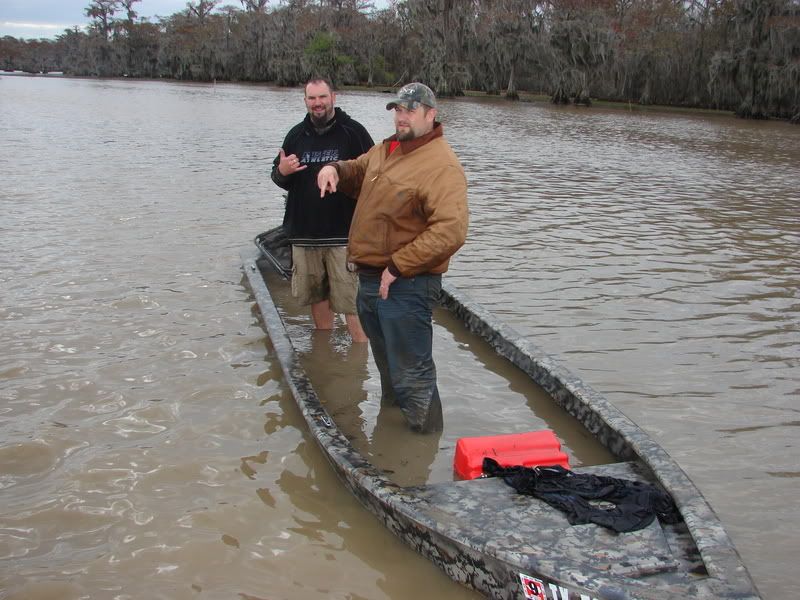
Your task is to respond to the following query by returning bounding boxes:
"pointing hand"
[317,165,339,197]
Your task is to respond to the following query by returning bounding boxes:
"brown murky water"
[1,76,797,599]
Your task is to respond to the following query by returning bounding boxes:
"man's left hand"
[379,268,397,300]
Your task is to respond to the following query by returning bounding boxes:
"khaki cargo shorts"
[291,246,358,314]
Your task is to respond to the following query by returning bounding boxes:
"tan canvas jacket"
[334,123,468,277]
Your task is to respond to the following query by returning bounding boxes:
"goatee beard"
[311,112,332,127]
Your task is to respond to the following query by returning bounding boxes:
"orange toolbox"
[454,430,570,480]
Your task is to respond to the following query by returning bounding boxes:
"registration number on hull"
[520,574,599,600]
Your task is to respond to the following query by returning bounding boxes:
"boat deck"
[405,461,703,581]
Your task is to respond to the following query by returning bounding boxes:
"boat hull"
[242,238,759,600]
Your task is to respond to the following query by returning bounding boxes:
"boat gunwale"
[439,283,757,591]
[241,243,760,599]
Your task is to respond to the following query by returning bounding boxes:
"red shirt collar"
[384,122,443,157]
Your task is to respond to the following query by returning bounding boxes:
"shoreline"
[1,71,756,121]
[342,83,738,119]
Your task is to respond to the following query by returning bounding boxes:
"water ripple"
[0,76,797,600]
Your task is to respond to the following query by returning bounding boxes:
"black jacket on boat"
[271,107,374,246]
[483,458,681,533]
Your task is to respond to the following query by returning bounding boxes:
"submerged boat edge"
[241,244,760,600]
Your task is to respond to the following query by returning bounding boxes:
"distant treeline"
[2,0,798,122]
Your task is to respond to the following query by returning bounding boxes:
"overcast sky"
[1,0,389,40]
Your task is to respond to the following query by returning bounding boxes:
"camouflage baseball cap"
[386,82,437,110]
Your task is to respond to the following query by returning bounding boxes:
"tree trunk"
[551,73,570,104]
[505,62,519,100]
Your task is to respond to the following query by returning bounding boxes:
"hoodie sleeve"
[271,154,291,190]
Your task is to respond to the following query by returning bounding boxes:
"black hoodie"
[271,107,374,245]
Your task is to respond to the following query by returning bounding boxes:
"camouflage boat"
[241,229,760,600]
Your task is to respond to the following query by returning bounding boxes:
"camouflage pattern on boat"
[242,234,760,600]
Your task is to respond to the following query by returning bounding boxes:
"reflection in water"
[286,283,604,487]
[304,329,371,442]
[433,308,616,469]
[368,402,442,487]
[298,312,443,488]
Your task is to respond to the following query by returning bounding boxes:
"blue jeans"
[357,273,443,433]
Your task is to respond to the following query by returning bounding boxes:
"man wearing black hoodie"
[271,77,373,342]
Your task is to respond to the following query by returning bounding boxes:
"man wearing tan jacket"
[317,82,468,433]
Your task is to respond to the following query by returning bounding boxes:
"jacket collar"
[384,122,443,156]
